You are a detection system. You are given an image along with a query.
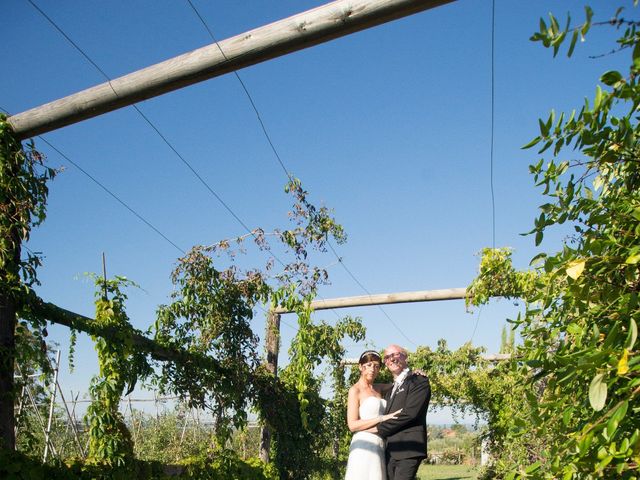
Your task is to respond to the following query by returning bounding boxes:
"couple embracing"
[345,345,431,480]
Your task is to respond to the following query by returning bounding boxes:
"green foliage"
[148,176,356,477]
[499,325,517,356]
[177,449,278,480]
[0,115,56,295]
[131,409,210,463]
[411,341,490,419]
[1,446,276,480]
[427,424,480,466]
[467,248,538,307]
[409,340,535,476]
[255,315,365,480]
[0,448,73,480]
[286,310,364,427]
[470,4,640,478]
[86,275,148,467]
[1,116,57,417]
[153,247,265,444]
[283,177,346,251]
[0,126,357,475]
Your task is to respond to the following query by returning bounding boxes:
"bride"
[344,350,401,480]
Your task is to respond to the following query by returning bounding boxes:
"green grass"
[416,464,479,480]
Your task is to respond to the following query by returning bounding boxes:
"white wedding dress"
[344,396,387,480]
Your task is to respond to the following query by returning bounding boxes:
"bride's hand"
[412,369,428,378]
[380,408,402,422]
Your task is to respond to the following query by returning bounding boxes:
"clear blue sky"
[1,0,630,423]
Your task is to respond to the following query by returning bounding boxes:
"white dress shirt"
[390,368,410,399]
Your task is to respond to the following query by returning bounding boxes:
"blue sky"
[1,0,630,423]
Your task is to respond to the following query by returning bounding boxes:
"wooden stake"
[102,252,108,300]
[43,350,61,462]
[52,361,86,458]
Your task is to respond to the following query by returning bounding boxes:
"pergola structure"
[2,0,460,454]
[261,287,475,460]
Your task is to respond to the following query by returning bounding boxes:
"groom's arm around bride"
[376,374,430,457]
[375,345,431,480]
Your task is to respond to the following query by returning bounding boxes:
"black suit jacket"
[377,372,431,460]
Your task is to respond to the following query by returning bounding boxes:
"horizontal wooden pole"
[274,287,468,313]
[7,0,454,139]
[24,294,225,374]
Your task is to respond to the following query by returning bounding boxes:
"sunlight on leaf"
[617,349,629,376]
[625,253,640,265]
[593,175,603,191]
[566,259,586,279]
[588,373,607,411]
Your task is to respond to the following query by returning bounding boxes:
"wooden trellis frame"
[1,0,458,454]
[7,0,454,139]
[260,287,475,460]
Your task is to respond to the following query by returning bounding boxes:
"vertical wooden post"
[259,310,280,463]
[0,140,21,450]
[0,281,17,450]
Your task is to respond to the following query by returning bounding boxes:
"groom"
[375,344,431,480]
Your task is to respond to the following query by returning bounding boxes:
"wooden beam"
[7,0,455,139]
[25,295,226,373]
[259,311,281,463]
[273,287,467,313]
[0,129,24,450]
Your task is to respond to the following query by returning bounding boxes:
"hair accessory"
[359,350,381,363]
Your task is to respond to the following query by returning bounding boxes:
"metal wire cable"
[40,136,187,254]
[184,1,359,327]
[25,0,289,268]
[186,0,292,180]
[26,0,112,81]
[22,1,346,350]
[469,305,483,344]
[129,103,254,234]
[490,0,496,249]
[27,0,416,345]
[185,1,415,342]
[2,104,186,254]
[327,241,416,347]
[471,0,496,344]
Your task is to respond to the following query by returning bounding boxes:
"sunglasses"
[383,352,406,362]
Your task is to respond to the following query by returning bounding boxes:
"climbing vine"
[0,115,56,450]
[0,127,360,478]
[146,176,356,476]
[0,114,56,338]
[255,314,364,480]
[469,4,640,478]
[152,247,267,445]
[466,247,539,308]
[0,115,56,296]
[408,341,533,473]
[85,275,150,467]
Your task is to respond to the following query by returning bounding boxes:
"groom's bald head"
[383,344,408,377]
